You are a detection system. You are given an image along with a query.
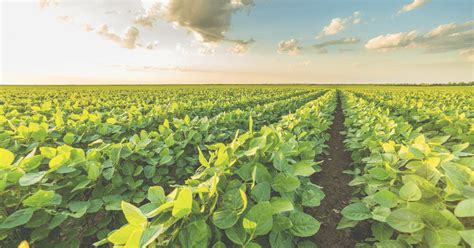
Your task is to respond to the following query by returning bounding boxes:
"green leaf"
[172,188,193,219]
[459,230,474,247]
[147,186,165,204]
[289,211,321,237]
[178,220,210,248]
[68,201,89,218]
[108,224,135,245]
[375,240,407,248]
[425,228,461,247]
[399,182,422,201]
[368,167,389,180]
[249,115,253,133]
[23,190,55,208]
[243,201,273,236]
[373,189,399,208]
[269,230,293,248]
[272,174,301,193]
[0,208,35,229]
[19,171,46,186]
[225,223,247,245]
[272,214,293,232]
[454,199,474,217]
[86,161,101,180]
[336,217,358,230]
[0,148,14,169]
[139,225,164,247]
[49,153,69,170]
[341,202,372,221]
[270,197,294,214]
[0,174,6,191]
[386,208,425,233]
[144,165,156,179]
[121,201,147,227]
[20,155,44,170]
[198,147,209,168]
[371,222,393,241]
[63,133,75,145]
[246,242,262,248]
[302,184,325,207]
[47,213,68,229]
[251,182,271,202]
[292,160,316,176]
[212,210,238,229]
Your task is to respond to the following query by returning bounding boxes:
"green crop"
[339,89,474,247]
[0,85,472,247]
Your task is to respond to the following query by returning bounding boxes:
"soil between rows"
[308,92,370,248]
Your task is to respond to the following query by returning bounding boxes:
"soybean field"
[0,85,473,248]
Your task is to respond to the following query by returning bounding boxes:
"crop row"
[95,90,337,248]
[0,89,329,247]
[338,91,473,247]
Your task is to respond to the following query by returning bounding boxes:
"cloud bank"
[317,11,361,38]
[313,37,360,54]
[365,20,474,57]
[136,0,255,44]
[398,0,430,14]
[277,39,302,55]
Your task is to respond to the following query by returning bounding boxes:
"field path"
[308,92,370,247]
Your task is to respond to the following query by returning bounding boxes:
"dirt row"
[307,92,370,247]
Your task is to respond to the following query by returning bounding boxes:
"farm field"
[0,85,473,248]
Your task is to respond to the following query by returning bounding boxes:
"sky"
[0,0,473,84]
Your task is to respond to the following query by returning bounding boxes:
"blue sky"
[229,0,473,52]
[1,0,473,84]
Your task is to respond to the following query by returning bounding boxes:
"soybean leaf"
[386,208,425,233]
[122,201,147,227]
[0,148,14,169]
[172,188,193,219]
[243,201,273,236]
[0,208,35,229]
[341,202,372,221]
[19,171,46,186]
[454,199,474,217]
[399,182,422,201]
[289,211,320,237]
[272,174,300,193]
[178,220,210,248]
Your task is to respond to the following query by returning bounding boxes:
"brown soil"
[308,92,370,248]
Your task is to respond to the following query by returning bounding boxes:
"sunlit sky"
[1,0,473,84]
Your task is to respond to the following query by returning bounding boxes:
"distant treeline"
[373,82,474,86]
[417,82,474,86]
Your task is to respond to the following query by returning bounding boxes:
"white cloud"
[313,37,359,54]
[122,26,140,49]
[317,11,362,38]
[97,25,140,49]
[398,0,430,14]
[83,24,94,32]
[135,0,255,44]
[425,20,474,38]
[146,41,159,50]
[134,2,163,27]
[39,0,56,9]
[230,39,255,54]
[352,11,361,24]
[323,18,346,36]
[460,48,474,62]
[277,39,302,55]
[365,31,418,50]
[365,20,474,55]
